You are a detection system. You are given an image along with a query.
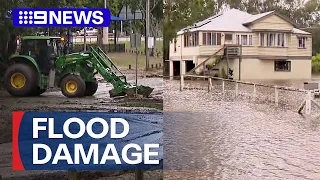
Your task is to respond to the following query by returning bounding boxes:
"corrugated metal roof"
[242,11,274,24]
[292,28,311,35]
[177,9,307,35]
[177,9,252,34]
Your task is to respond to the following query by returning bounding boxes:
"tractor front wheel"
[4,63,38,97]
[60,75,86,98]
[84,80,98,96]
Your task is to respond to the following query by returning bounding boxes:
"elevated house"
[169,9,312,80]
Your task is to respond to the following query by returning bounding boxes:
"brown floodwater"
[164,79,320,180]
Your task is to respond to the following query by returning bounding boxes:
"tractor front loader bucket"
[89,47,154,98]
[124,85,154,97]
[109,85,154,98]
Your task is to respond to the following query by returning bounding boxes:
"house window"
[241,35,247,45]
[184,32,199,47]
[260,33,264,46]
[225,34,233,41]
[277,33,285,47]
[174,39,177,52]
[207,33,211,45]
[262,32,286,47]
[298,37,307,48]
[236,34,253,46]
[203,33,207,45]
[203,32,221,45]
[217,33,221,45]
[274,61,291,72]
[212,33,217,45]
[267,33,276,46]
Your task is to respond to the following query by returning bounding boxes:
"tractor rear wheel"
[30,87,46,96]
[84,80,98,96]
[4,63,38,97]
[60,74,86,98]
[0,62,7,78]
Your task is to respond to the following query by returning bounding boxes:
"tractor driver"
[36,40,50,73]
[58,37,68,55]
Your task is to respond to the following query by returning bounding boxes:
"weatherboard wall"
[249,14,294,31]
[240,58,311,80]
[288,35,312,57]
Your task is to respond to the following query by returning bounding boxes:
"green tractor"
[2,36,153,98]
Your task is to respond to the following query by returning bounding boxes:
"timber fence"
[179,75,320,115]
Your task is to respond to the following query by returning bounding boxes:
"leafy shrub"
[206,63,214,69]
[312,54,320,73]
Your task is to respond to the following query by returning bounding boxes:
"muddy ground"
[0,70,163,180]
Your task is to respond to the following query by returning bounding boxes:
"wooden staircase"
[187,45,242,76]
[187,46,226,75]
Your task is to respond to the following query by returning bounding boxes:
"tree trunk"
[97,27,103,49]
[153,21,158,57]
[163,35,170,76]
[163,9,170,76]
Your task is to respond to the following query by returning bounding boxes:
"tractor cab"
[19,36,65,74]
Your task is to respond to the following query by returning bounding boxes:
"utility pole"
[145,0,150,71]
[102,0,109,45]
[83,6,87,51]
[84,27,87,51]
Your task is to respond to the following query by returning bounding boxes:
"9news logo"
[12,8,111,27]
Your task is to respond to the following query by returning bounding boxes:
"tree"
[121,0,163,56]
[163,0,215,74]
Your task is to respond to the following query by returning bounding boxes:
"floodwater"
[164,80,320,180]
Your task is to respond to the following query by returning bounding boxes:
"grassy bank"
[108,53,162,69]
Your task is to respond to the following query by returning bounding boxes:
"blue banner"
[12,8,111,27]
[13,112,163,170]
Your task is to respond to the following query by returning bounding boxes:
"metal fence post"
[253,84,257,101]
[222,81,225,94]
[208,78,212,92]
[306,90,312,115]
[235,82,239,96]
[275,86,279,106]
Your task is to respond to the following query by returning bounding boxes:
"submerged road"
[164,80,320,180]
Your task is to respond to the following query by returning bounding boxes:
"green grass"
[107,53,162,69]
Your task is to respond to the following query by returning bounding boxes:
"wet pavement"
[164,80,320,180]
